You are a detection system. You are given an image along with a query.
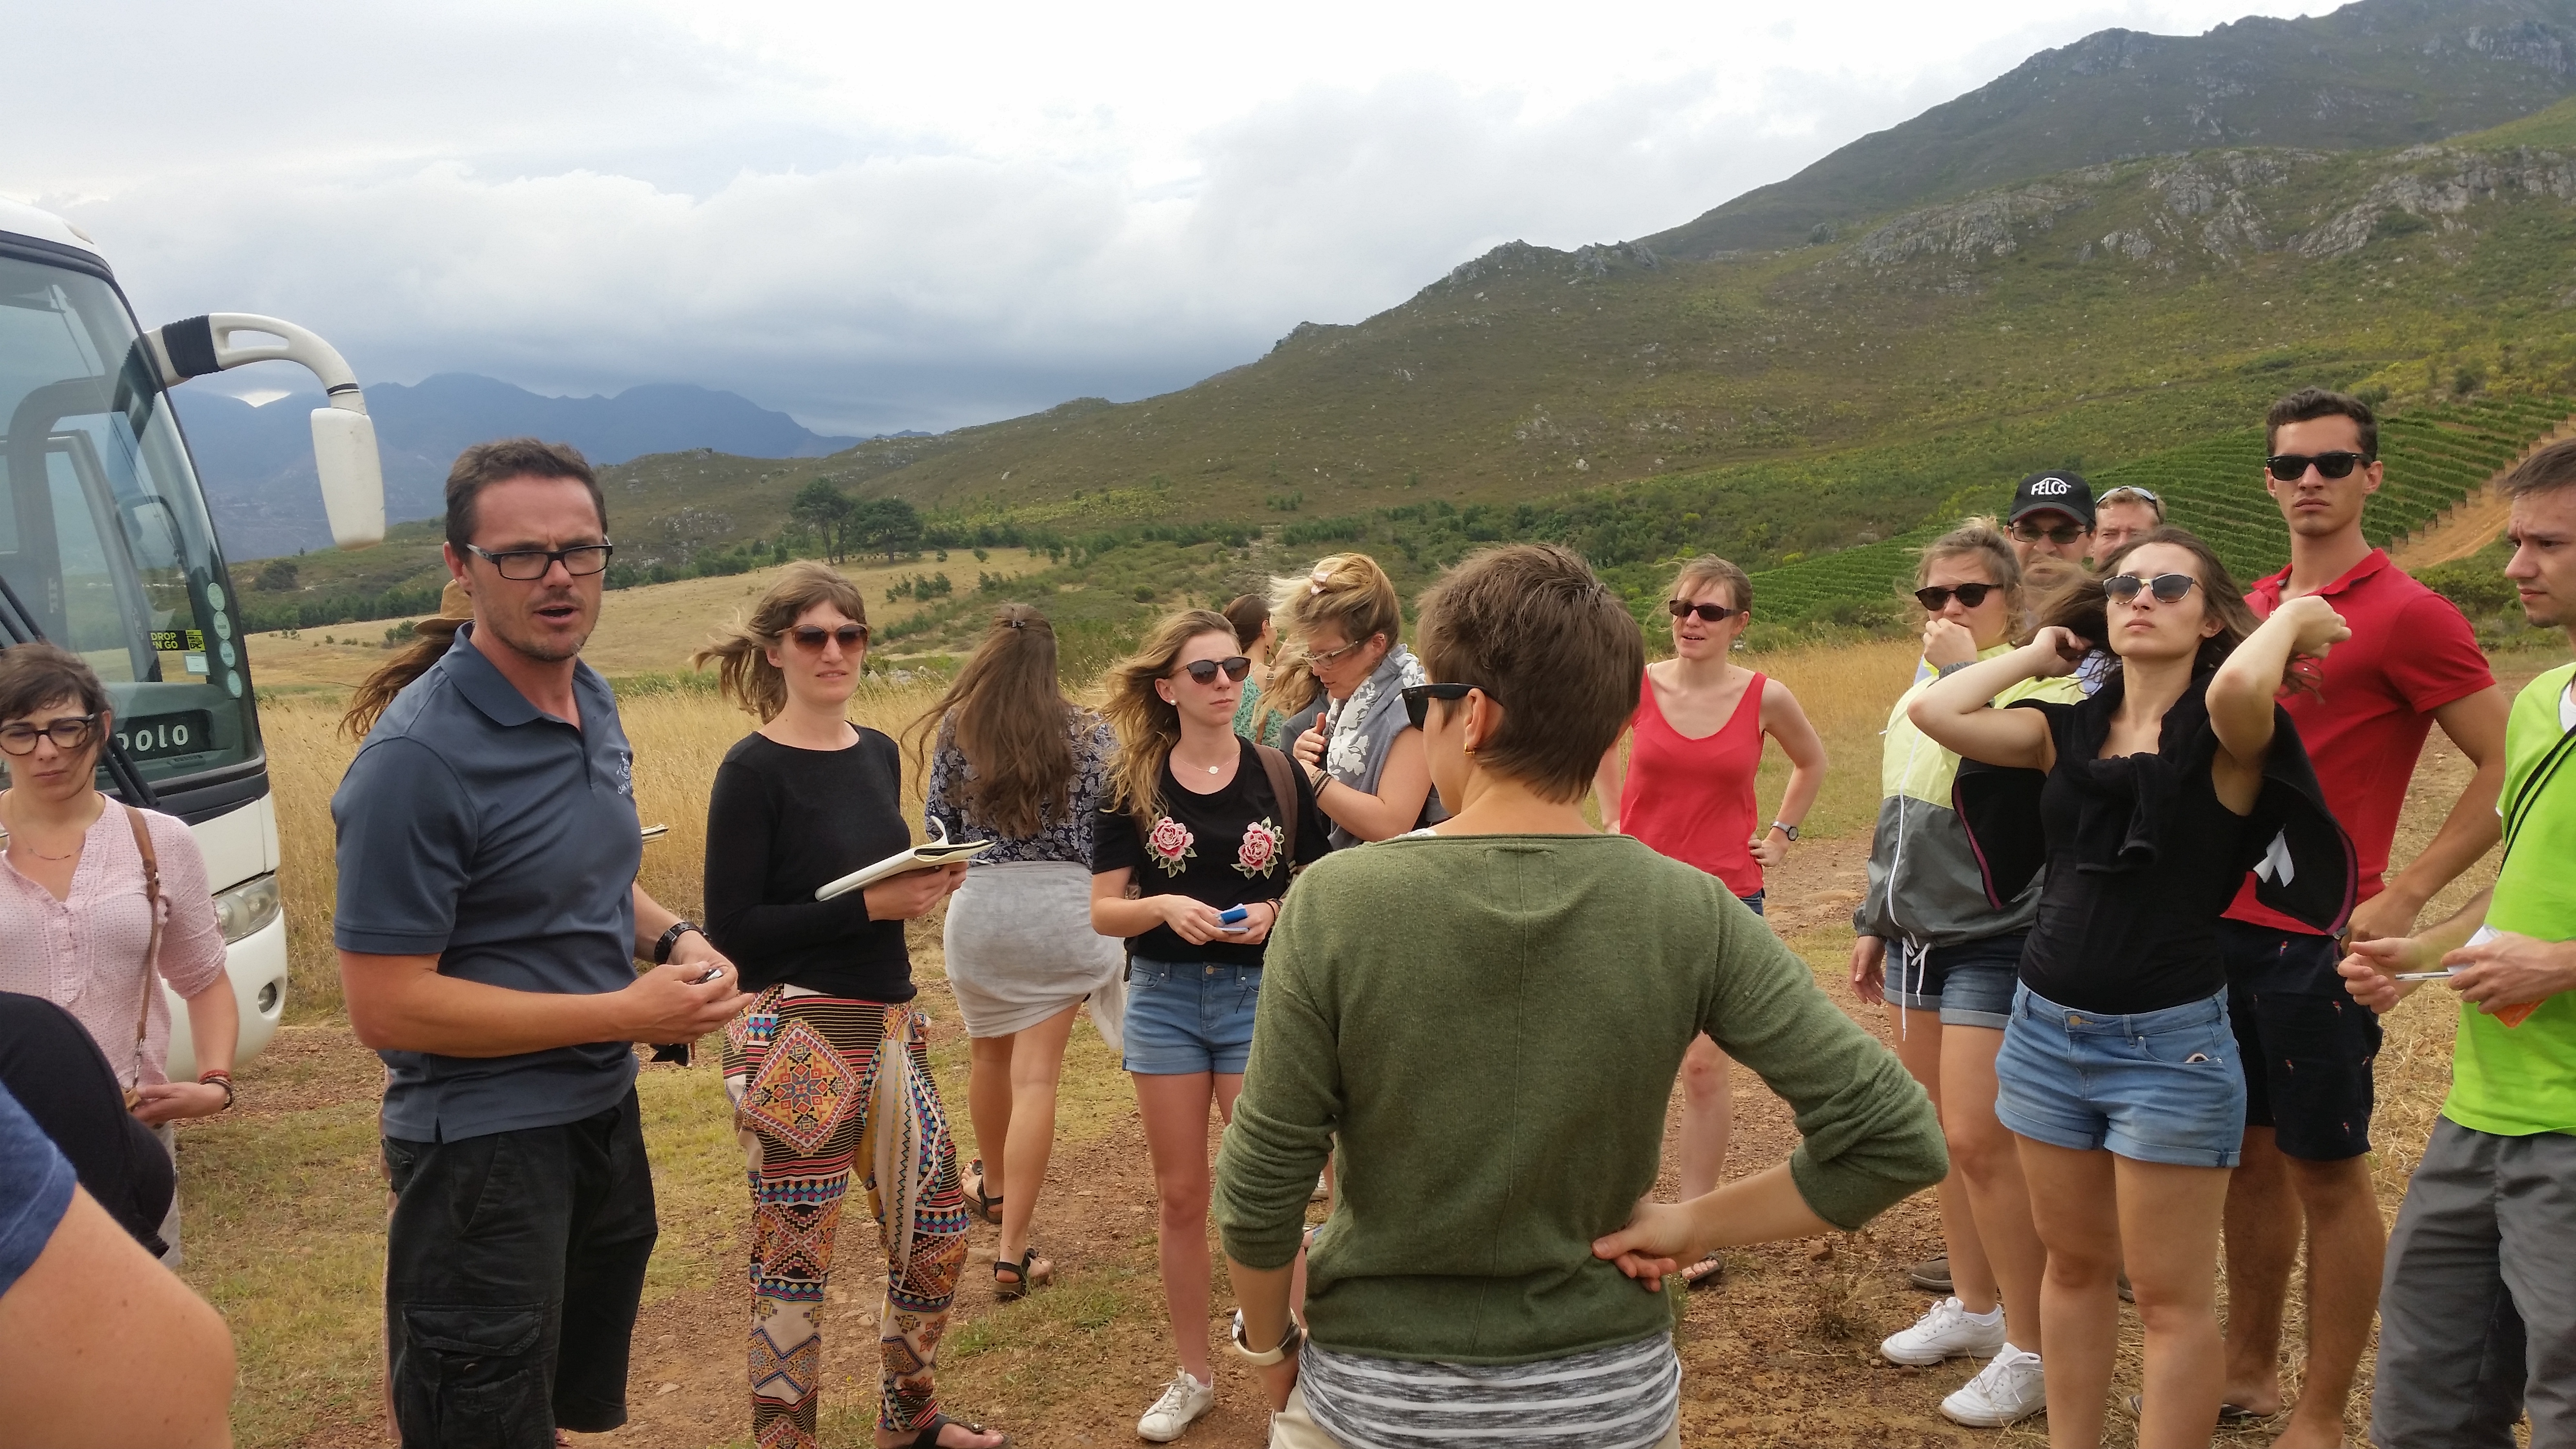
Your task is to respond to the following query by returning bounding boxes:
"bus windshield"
[0,252,257,795]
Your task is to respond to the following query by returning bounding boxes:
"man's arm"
[340,950,745,1056]
[632,882,734,973]
[2353,685,2511,943]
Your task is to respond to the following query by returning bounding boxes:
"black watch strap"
[653,919,701,965]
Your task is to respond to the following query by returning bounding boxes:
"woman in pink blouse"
[0,645,233,1262]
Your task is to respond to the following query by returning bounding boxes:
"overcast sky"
[9,0,2318,436]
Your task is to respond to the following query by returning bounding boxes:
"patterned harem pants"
[724,986,970,1449]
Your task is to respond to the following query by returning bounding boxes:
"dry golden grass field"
[179,609,2556,1448]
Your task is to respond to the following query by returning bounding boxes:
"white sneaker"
[1879,1296,2008,1366]
[1137,1369,1215,1442]
[1940,1344,2046,1426]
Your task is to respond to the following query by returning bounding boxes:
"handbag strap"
[122,805,163,1056]
[1255,743,1299,869]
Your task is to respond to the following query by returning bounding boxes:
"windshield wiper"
[0,569,158,807]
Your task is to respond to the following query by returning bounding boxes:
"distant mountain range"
[182,372,870,559]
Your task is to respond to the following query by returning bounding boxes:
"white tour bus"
[0,198,384,1075]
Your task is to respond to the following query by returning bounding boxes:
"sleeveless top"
[1619,669,1767,898]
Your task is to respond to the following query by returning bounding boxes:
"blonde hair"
[1289,552,1401,651]
[691,561,872,721]
[1101,609,1236,829]
[904,604,1081,839]
[1912,515,2025,615]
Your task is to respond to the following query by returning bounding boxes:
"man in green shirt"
[2341,440,2576,1448]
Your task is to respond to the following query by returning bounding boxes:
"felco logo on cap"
[2029,476,2073,496]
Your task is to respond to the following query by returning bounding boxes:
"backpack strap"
[1254,743,1300,870]
[122,805,164,1089]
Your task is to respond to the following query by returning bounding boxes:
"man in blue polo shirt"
[334,438,748,1448]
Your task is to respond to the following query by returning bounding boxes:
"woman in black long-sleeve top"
[693,561,1003,1449]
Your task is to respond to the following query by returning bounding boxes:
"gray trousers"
[2372,1117,2576,1449]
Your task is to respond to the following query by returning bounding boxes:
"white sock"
[1961,1303,2003,1324]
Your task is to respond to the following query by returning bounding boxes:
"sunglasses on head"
[1914,582,1998,611]
[1668,600,1744,624]
[786,624,869,651]
[1175,656,1253,685]
[2097,485,2162,507]
[2266,451,2370,482]
[2012,521,2088,546]
[2103,572,2199,604]
[1400,682,1495,732]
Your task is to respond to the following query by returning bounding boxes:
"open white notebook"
[815,819,991,901]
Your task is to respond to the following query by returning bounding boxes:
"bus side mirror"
[310,406,386,548]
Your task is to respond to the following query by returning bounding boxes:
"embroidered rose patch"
[1235,818,1283,877]
[1146,816,1196,875]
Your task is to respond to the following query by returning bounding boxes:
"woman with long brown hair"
[909,603,1121,1303]
[694,562,1001,1449]
[1091,608,1328,1442]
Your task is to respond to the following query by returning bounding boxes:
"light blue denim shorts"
[1121,957,1261,1076]
[1995,983,2246,1168]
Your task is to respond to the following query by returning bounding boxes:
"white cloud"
[7,0,2320,435]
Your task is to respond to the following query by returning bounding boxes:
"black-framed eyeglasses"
[1175,656,1253,685]
[2104,572,2200,604]
[2266,451,2370,482]
[2011,521,2088,546]
[1914,582,1999,612]
[464,542,616,581]
[0,714,98,756]
[786,624,869,651]
[1400,682,1495,731]
[1668,600,1745,623]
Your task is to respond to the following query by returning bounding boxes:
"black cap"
[2009,470,2094,527]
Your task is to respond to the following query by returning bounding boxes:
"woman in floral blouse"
[913,603,1121,1301]
[1091,609,1328,1443]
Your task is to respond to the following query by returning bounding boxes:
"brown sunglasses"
[786,624,869,650]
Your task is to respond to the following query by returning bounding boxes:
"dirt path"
[2389,417,2575,570]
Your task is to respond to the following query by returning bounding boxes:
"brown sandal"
[962,1159,1002,1226]
[993,1248,1052,1303]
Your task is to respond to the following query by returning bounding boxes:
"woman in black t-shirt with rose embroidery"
[1092,609,1328,1441]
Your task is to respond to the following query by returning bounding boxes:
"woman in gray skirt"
[912,603,1123,1300]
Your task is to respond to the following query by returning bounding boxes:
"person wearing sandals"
[696,563,1005,1449]
[1848,519,2077,1426]
[1911,528,2355,1449]
[1288,553,1444,846]
[910,603,1122,1304]
[1093,610,1329,1443]
[1216,544,1946,1449]
[1591,554,1825,1292]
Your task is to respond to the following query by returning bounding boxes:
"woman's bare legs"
[1132,1070,1245,1385]
[2017,1138,2121,1449]
[996,1005,1080,1271]
[1888,1007,1997,1315]
[1941,1025,2043,1353]
[1675,1033,1733,1198]
[965,1034,1014,1205]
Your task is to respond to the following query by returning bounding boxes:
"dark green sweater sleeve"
[1213,891,1341,1271]
[1705,907,1948,1229]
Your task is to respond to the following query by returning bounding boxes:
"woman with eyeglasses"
[907,603,1122,1304]
[695,563,1004,1449]
[1092,610,1330,1443]
[1288,554,1444,846]
[1214,544,1945,1449]
[1849,518,2077,1429]
[1590,554,1825,1289]
[1910,527,2354,1449]
[0,644,235,1268]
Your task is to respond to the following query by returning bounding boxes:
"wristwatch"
[653,919,703,965]
[1770,821,1800,842]
[1228,1308,1304,1367]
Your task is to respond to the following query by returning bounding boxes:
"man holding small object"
[333,439,748,1448]
[2340,437,2576,1449]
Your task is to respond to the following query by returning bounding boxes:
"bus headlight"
[214,872,282,944]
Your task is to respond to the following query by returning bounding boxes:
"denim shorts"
[1995,983,2247,1168]
[1885,934,2023,1030]
[1121,957,1261,1076]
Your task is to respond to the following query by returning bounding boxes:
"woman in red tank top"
[1593,555,1827,1286]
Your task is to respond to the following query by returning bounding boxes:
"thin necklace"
[0,799,79,860]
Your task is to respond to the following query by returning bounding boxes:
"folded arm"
[1907,638,2064,770]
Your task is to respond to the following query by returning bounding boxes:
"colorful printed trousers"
[724,987,969,1449]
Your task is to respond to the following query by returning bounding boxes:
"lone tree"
[852,496,923,563]
[788,478,855,563]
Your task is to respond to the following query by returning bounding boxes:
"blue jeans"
[1121,958,1261,1076]
[1886,934,2023,1030]
[1995,984,2246,1168]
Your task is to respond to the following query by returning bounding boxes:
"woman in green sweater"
[1214,543,1949,1449]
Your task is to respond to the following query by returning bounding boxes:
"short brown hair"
[691,562,872,721]
[2502,437,2576,499]
[1669,555,1752,613]
[1415,544,1642,803]
[0,644,111,768]
[2266,387,2377,460]
[1291,553,1401,650]
[445,438,607,553]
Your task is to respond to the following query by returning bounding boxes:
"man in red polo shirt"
[2218,388,2511,1448]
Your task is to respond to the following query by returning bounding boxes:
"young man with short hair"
[2089,485,2164,565]
[2005,470,2093,569]
[2219,389,2511,1448]
[2340,438,2576,1448]
[334,438,750,1448]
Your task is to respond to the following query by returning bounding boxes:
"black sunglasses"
[1400,682,1495,731]
[1175,656,1253,685]
[1668,600,1745,623]
[787,624,869,651]
[2266,451,2370,482]
[0,713,98,756]
[2104,572,2200,604]
[2011,521,2088,546]
[1914,582,1999,612]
